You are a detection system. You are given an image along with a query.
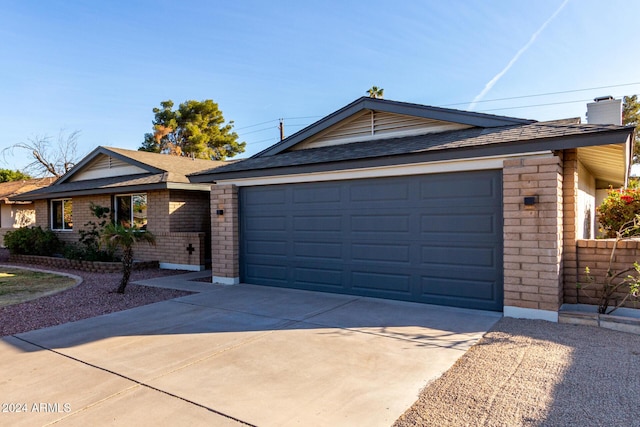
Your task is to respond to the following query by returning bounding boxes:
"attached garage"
[240,170,503,311]
[195,97,634,321]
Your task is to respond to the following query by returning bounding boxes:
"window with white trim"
[115,193,147,229]
[51,199,73,230]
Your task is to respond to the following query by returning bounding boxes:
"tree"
[138,99,245,160]
[367,86,384,99]
[102,223,156,294]
[0,169,31,183]
[623,95,640,163]
[2,130,81,178]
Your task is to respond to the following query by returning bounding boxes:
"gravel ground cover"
[394,317,640,427]
[0,249,192,337]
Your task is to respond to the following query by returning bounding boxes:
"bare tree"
[2,130,81,178]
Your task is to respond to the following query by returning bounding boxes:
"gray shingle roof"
[11,146,230,200]
[191,120,631,178]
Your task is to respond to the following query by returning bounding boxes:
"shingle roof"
[0,178,56,203]
[11,147,231,201]
[192,120,631,178]
[103,147,228,176]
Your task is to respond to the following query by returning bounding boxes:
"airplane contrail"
[468,0,570,111]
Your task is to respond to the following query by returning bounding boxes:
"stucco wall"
[577,161,596,240]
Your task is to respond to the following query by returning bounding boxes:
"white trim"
[215,151,553,187]
[212,276,240,285]
[503,306,559,322]
[159,262,205,271]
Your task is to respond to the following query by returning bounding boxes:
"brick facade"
[31,190,210,270]
[562,149,579,304]
[210,184,239,284]
[503,155,564,319]
[571,240,640,308]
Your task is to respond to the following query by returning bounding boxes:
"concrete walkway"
[0,272,500,426]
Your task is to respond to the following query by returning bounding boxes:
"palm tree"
[103,223,156,293]
[367,86,384,99]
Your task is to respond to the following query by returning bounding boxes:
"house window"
[51,199,73,230]
[115,194,147,229]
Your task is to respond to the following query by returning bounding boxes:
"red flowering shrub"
[597,188,640,237]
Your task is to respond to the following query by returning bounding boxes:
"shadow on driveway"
[1,282,500,427]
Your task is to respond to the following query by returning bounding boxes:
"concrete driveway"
[0,274,500,426]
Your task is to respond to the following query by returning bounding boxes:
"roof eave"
[192,127,633,183]
[10,182,211,201]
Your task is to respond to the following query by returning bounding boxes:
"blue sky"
[1,0,639,170]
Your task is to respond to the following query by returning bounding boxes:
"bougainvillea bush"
[597,187,640,238]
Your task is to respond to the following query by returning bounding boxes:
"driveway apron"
[0,275,500,426]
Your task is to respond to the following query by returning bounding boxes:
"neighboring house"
[12,147,226,270]
[0,178,56,247]
[191,97,635,321]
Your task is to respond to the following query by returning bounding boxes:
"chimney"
[586,96,622,125]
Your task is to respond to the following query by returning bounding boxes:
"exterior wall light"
[524,196,537,206]
[216,209,224,215]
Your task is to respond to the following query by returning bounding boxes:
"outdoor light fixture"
[523,196,537,206]
[216,209,224,215]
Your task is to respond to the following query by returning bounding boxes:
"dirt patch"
[394,317,640,426]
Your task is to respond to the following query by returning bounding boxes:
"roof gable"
[69,153,149,182]
[257,97,535,157]
[57,146,226,185]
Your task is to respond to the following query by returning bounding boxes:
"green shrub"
[4,226,62,255]
[597,188,640,238]
[63,242,119,262]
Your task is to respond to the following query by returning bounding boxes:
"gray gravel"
[394,317,640,426]
[0,248,192,337]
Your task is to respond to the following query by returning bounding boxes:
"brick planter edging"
[9,254,159,273]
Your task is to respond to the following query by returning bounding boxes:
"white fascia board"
[214,151,553,187]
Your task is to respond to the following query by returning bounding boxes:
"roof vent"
[586,96,622,125]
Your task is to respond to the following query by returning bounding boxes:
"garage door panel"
[293,267,344,288]
[351,243,411,264]
[350,214,411,233]
[245,240,288,256]
[351,271,412,294]
[244,215,288,232]
[293,241,342,259]
[420,172,500,200]
[293,215,342,232]
[420,213,496,234]
[245,264,288,284]
[244,188,287,206]
[240,170,503,311]
[421,246,495,268]
[421,276,496,300]
[349,181,410,202]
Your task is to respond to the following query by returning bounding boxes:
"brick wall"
[210,184,239,283]
[133,231,206,269]
[169,190,210,232]
[503,155,564,315]
[573,239,640,308]
[30,191,208,269]
[562,149,579,304]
